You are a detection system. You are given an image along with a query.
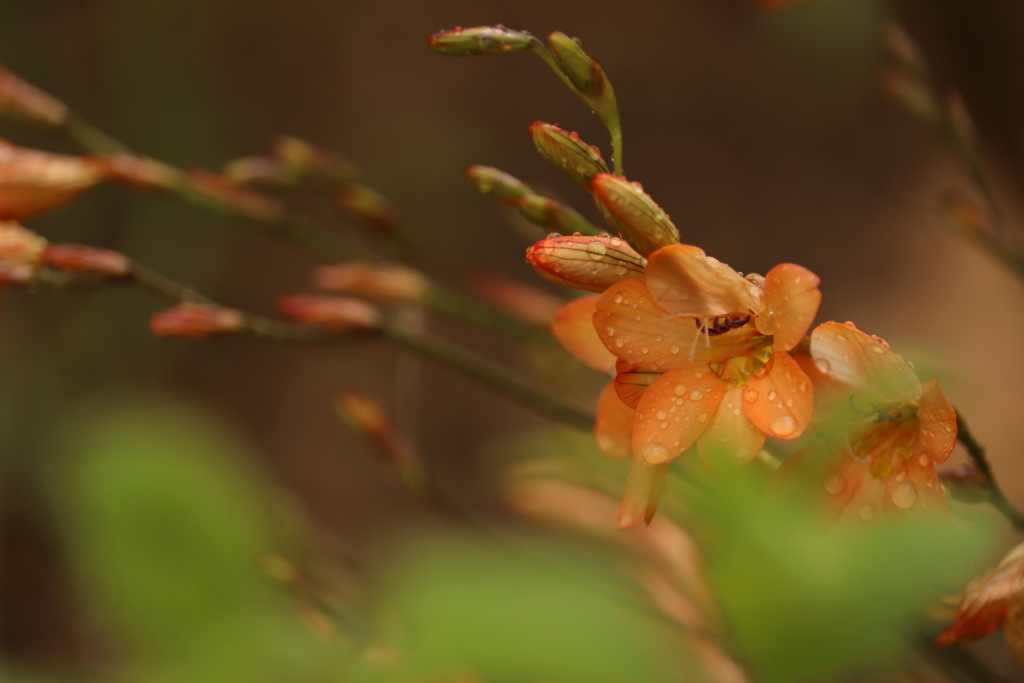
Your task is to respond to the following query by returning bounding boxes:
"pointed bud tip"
[150,304,244,339]
[42,244,129,277]
[429,26,534,56]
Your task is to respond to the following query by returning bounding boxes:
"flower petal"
[809,322,921,406]
[613,362,661,409]
[618,460,669,529]
[916,378,958,465]
[754,263,821,351]
[595,381,634,458]
[632,362,727,465]
[526,233,646,292]
[645,244,763,318]
[743,350,813,440]
[937,542,1024,645]
[696,385,767,467]
[595,276,760,372]
[550,296,617,375]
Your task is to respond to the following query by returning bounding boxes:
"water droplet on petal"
[824,474,846,495]
[641,442,671,464]
[871,346,885,354]
[694,372,703,379]
[767,390,777,401]
[892,481,917,509]
[674,384,687,396]
[770,414,797,436]
[615,339,624,348]
[656,410,667,420]
[586,241,607,259]
[660,421,668,429]
[606,326,615,336]
[733,408,741,416]
[744,390,758,403]
[799,381,807,392]
[698,412,709,423]
[858,503,876,521]
[918,455,930,468]
[815,358,831,373]
[670,345,680,355]
[641,346,649,354]
[689,389,704,401]
[614,293,623,304]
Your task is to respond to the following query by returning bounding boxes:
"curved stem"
[955,411,1024,531]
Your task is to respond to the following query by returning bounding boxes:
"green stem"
[955,411,1024,532]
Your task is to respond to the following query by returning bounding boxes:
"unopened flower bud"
[185,169,285,222]
[880,66,939,126]
[150,303,244,339]
[465,165,532,202]
[515,194,599,236]
[884,24,925,75]
[42,244,129,277]
[526,233,646,292]
[590,173,679,257]
[469,271,563,327]
[0,141,109,220]
[0,220,46,266]
[529,122,609,187]
[102,153,180,189]
[0,65,68,127]
[428,26,535,56]
[277,294,381,332]
[272,136,359,185]
[312,262,429,303]
[547,32,600,95]
[335,184,398,236]
[221,156,285,186]
[618,459,668,530]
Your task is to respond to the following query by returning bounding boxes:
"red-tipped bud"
[277,294,381,332]
[334,392,426,492]
[526,233,646,292]
[0,65,67,127]
[590,174,679,257]
[514,194,599,236]
[0,140,109,221]
[312,262,429,303]
[42,244,129,277]
[465,165,532,202]
[546,33,618,123]
[530,122,609,187]
[150,304,244,339]
[0,220,46,266]
[429,26,535,56]
[335,184,398,236]
[184,169,285,222]
[469,271,563,327]
[102,153,180,189]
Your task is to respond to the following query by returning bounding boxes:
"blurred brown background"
[2,0,1024,672]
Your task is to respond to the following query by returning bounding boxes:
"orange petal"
[526,233,646,292]
[916,378,958,465]
[595,381,634,458]
[696,385,767,467]
[550,296,617,375]
[754,263,821,351]
[742,351,813,440]
[937,542,1024,645]
[618,460,669,529]
[632,362,727,465]
[810,322,921,406]
[645,244,764,318]
[902,447,949,514]
[594,277,760,372]
[614,362,661,409]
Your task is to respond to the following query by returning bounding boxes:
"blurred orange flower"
[0,140,108,221]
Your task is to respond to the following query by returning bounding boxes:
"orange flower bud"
[428,26,535,56]
[184,169,285,222]
[591,173,679,257]
[529,122,609,187]
[0,65,67,127]
[221,156,286,186]
[526,233,646,292]
[334,393,423,486]
[271,136,359,185]
[0,221,46,266]
[469,271,564,327]
[42,244,129,277]
[465,165,532,202]
[515,194,599,236]
[0,262,34,284]
[277,294,381,332]
[0,140,108,221]
[150,304,244,339]
[312,262,429,303]
[335,184,398,236]
[102,153,180,189]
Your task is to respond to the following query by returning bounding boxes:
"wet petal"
[645,244,763,318]
[613,362,661,409]
[595,277,760,372]
[595,381,634,458]
[632,362,727,465]
[916,378,958,465]
[618,460,669,529]
[810,322,921,406]
[696,384,767,467]
[526,233,646,292]
[550,296,617,375]
[937,542,1024,645]
[902,448,949,514]
[755,263,821,351]
[743,350,813,440]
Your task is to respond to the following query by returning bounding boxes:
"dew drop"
[799,381,807,393]
[815,358,831,373]
[614,293,623,304]
[891,481,917,509]
[698,412,709,424]
[670,345,680,355]
[586,241,608,259]
[719,435,730,443]
[744,390,758,403]
[823,474,846,495]
[635,314,642,321]
[674,384,687,396]
[786,398,794,407]
[733,408,741,416]
[736,446,750,459]
[871,346,885,354]
[641,442,671,464]
[918,455,930,468]
[641,346,649,354]
[656,410,667,420]
[606,326,615,336]
[595,434,614,453]
[770,414,797,436]
[660,421,668,429]
[610,237,623,247]
[857,503,876,521]
[689,389,704,402]
[615,339,624,348]
[695,372,703,379]
[767,390,777,401]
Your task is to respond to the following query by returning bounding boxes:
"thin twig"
[955,411,1024,532]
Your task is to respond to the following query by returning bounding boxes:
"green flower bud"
[591,173,678,257]
[428,26,535,56]
[465,165,532,202]
[529,122,609,187]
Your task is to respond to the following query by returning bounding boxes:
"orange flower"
[778,321,956,522]
[595,244,820,471]
[0,140,108,220]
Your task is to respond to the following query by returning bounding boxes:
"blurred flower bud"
[42,244,129,277]
[880,66,939,126]
[335,184,399,236]
[0,140,109,220]
[0,65,68,127]
[884,24,926,74]
[428,26,535,56]
[469,271,564,327]
[277,294,381,332]
[465,165,532,202]
[526,233,646,292]
[272,136,359,185]
[221,155,284,186]
[515,194,598,236]
[530,122,609,187]
[618,460,668,530]
[185,169,286,222]
[335,392,424,488]
[941,189,994,238]
[150,303,244,339]
[102,153,180,189]
[0,220,46,266]
[0,262,34,284]
[590,173,679,257]
[312,262,429,303]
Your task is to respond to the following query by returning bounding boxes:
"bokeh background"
[2,0,1024,677]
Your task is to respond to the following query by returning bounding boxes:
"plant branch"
[955,411,1024,532]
